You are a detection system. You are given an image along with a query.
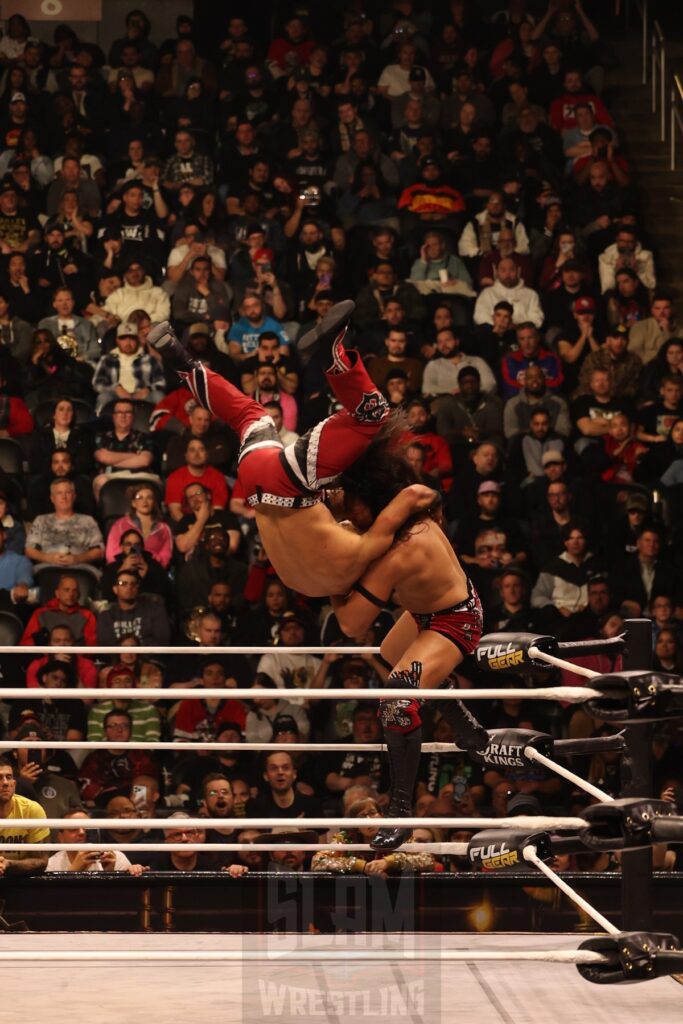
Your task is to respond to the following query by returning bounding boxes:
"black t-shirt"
[166,651,251,687]
[637,401,683,440]
[320,750,384,795]
[173,508,240,540]
[0,209,39,249]
[571,394,635,429]
[8,699,87,740]
[172,753,256,798]
[246,791,323,819]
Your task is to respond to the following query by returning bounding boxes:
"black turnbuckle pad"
[584,670,683,723]
[475,633,558,674]
[580,798,677,851]
[470,728,554,769]
[577,931,683,984]
[467,829,552,872]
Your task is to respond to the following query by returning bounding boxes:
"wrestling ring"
[2,621,683,1023]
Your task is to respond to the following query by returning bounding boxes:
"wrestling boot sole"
[147,320,197,371]
[370,824,413,852]
[297,299,356,354]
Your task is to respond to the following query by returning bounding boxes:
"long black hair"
[339,432,439,536]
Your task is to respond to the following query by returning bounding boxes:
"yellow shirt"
[1,795,50,858]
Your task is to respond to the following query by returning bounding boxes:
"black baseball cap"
[272,715,299,736]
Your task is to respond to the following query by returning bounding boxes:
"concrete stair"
[603,37,683,302]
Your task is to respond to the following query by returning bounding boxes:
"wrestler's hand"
[365,859,388,877]
[222,863,249,877]
[404,484,439,512]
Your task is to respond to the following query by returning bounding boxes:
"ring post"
[620,618,654,931]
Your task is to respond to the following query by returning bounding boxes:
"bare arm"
[358,484,437,565]
[0,854,48,875]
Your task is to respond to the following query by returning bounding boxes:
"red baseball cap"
[573,296,595,314]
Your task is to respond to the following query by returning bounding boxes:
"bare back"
[255,504,379,597]
[362,517,470,614]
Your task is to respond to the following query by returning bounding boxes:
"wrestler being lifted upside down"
[149,302,434,597]
[332,446,491,851]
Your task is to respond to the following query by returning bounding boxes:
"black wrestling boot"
[370,725,423,852]
[297,299,355,355]
[432,676,489,753]
[147,320,198,372]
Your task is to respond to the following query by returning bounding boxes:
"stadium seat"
[0,438,25,476]
[33,399,95,428]
[34,565,100,606]
[0,610,24,646]
[97,475,162,530]
[100,400,155,432]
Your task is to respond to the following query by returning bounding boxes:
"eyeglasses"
[116,578,139,586]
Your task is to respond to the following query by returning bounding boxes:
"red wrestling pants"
[181,354,389,508]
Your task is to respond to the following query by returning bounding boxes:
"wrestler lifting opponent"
[332,448,491,851]
[148,302,434,597]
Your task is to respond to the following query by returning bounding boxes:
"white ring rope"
[0,686,601,701]
[0,949,610,964]
[528,646,600,679]
[523,748,614,803]
[0,645,381,656]
[0,842,469,855]
[523,846,619,935]
[0,740,466,753]
[0,740,612,798]
[0,815,587,830]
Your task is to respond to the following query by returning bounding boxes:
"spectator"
[79,709,159,808]
[228,294,289,362]
[247,750,322,819]
[0,756,49,877]
[95,569,171,645]
[474,258,543,328]
[92,396,158,489]
[614,527,678,617]
[25,479,104,568]
[103,258,170,324]
[173,660,248,741]
[353,260,425,331]
[171,256,232,327]
[368,328,424,393]
[504,364,571,438]
[531,522,602,631]
[104,483,173,568]
[100,528,174,605]
[422,326,497,397]
[598,225,656,294]
[0,520,33,615]
[86,663,160,742]
[628,293,682,366]
[37,287,100,364]
[162,129,213,191]
[164,438,228,522]
[26,449,95,520]
[501,324,564,398]
[431,365,504,450]
[21,573,96,647]
[47,810,144,875]
[578,325,642,397]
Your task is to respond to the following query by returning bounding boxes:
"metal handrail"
[671,74,683,171]
[651,20,667,141]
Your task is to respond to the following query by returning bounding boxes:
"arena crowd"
[0,1,682,882]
